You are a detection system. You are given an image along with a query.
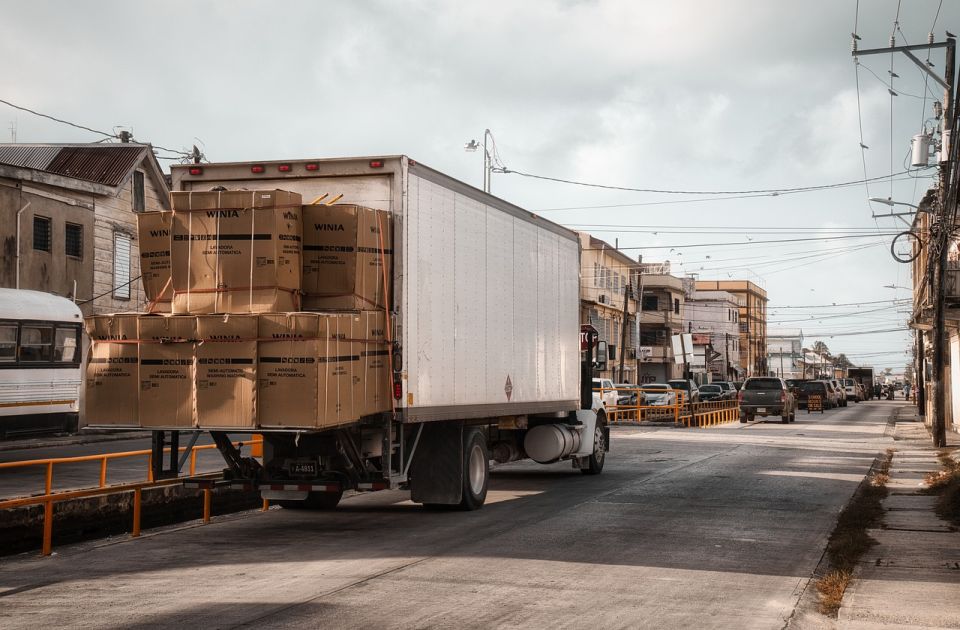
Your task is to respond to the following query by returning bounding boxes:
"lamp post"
[869,197,925,227]
[464,129,495,193]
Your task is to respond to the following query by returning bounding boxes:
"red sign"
[580,325,599,351]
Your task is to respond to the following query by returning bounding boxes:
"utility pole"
[618,283,632,382]
[724,333,730,381]
[917,332,926,415]
[854,35,955,447]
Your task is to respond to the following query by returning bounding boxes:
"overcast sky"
[4,0,955,370]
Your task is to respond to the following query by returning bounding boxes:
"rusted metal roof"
[0,143,148,187]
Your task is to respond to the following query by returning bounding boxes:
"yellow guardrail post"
[132,488,142,537]
[262,499,270,511]
[203,488,212,524]
[41,498,53,556]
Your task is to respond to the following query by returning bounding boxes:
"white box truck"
[169,156,607,509]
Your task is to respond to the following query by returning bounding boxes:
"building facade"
[635,262,685,384]
[683,283,742,381]
[0,143,169,315]
[695,280,768,377]
[767,334,803,379]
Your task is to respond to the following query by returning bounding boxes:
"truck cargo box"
[138,315,196,428]
[170,190,302,314]
[172,157,580,423]
[84,314,139,426]
[136,212,173,312]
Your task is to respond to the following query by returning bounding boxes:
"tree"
[833,353,852,369]
[812,341,830,357]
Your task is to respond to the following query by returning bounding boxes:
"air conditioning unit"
[598,294,608,304]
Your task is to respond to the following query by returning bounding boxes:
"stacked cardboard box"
[84,190,394,431]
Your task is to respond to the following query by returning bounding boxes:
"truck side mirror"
[595,341,608,370]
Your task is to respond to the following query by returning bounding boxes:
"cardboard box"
[257,313,319,428]
[317,312,361,428]
[170,190,303,314]
[138,315,196,428]
[302,205,392,311]
[83,315,139,426]
[137,211,173,312]
[196,314,258,428]
[357,311,392,417]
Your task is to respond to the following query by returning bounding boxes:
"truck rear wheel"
[277,490,343,510]
[459,427,489,510]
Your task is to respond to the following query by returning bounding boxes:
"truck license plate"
[757,408,766,413]
[289,461,318,477]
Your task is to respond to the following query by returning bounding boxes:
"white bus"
[0,288,83,437]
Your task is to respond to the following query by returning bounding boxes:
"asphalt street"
[0,401,899,629]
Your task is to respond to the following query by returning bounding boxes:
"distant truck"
[847,367,875,401]
[162,156,608,510]
[738,376,796,423]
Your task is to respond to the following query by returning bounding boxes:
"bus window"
[20,325,53,362]
[0,324,15,362]
[55,326,80,363]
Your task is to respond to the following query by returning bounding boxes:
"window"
[673,298,680,314]
[113,231,132,299]
[640,329,666,346]
[20,325,53,362]
[65,223,83,259]
[0,324,16,362]
[642,295,659,311]
[54,326,80,363]
[133,171,145,212]
[33,216,51,252]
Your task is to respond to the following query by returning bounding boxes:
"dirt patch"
[923,450,960,527]
[814,448,893,617]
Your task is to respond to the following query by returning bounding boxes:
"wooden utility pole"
[618,283,632,382]
[854,36,956,447]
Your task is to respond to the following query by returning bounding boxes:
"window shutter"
[113,232,131,299]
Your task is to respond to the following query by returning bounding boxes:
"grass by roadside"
[814,448,893,617]
[923,450,960,528]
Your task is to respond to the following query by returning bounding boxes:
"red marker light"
[369,160,384,169]
[188,166,203,176]
[278,164,292,173]
[304,163,319,171]
[251,165,265,174]
[393,381,402,400]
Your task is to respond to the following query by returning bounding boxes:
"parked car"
[797,380,830,410]
[640,383,678,406]
[592,378,617,413]
[698,384,725,401]
[615,383,642,406]
[738,377,796,423]
[842,378,860,403]
[829,379,848,407]
[713,381,737,399]
[667,379,700,404]
[820,380,840,409]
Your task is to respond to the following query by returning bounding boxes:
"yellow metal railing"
[0,436,264,556]
[596,387,739,428]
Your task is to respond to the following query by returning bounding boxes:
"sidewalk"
[839,407,960,629]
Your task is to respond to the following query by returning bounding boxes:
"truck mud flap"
[409,422,462,505]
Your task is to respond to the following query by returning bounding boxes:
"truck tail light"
[393,381,403,400]
[305,163,319,171]
[278,164,292,173]
[780,390,786,403]
[369,160,384,169]
[188,166,203,176]
[251,165,265,174]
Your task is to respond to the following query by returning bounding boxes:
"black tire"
[781,414,789,424]
[459,427,489,510]
[580,414,607,476]
[277,490,343,510]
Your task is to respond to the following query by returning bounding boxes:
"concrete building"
[695,280,768,377]
[578,234,685,384]
[0,143,170,315]
[635,262,685,384]
[683,283,742,381]
[767,333,803,379]
[579,233,640,383]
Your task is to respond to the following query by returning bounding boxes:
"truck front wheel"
[580,415,606,475]
[460,428,489,510]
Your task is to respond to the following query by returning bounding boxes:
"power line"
[500,166,931,196]
[582,233,897,251]
[0,97,114,138]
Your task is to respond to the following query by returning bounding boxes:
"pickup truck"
[593,378,618,416]
[738,377,796,423]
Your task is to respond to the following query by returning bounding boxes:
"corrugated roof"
[0,143,148,187]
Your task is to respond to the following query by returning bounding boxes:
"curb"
[0,431,150,453]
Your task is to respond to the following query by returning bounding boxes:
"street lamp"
[883,284,911,290]
[464,129,495,193]
[868,197,927,227]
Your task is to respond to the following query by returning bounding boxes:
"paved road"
[0,434,246,499]
[0,402,900,629]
